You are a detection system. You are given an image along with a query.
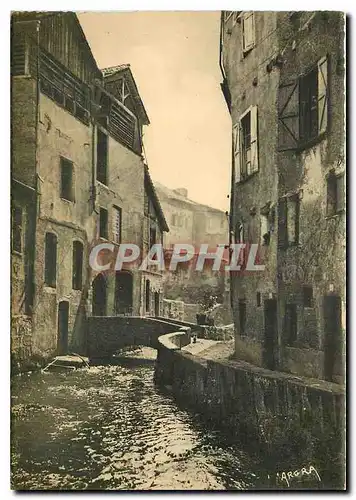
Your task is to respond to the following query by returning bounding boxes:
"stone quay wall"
[155,330,345,484]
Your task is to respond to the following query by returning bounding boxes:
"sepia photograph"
[10,9,346,491]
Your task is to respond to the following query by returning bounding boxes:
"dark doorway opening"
[154,292,160,317]
[115,271,133,315]
[263,298,278,370]
[323,294,342,382]
[57,301,69,355]
[285,303,298,345]
[145,280,150,314]
[92,273,107,316]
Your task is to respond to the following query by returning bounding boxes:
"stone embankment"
[155,330,345,484]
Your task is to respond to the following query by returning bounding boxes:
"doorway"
[92,273,107,316]
[145,279,150,314]
[263,298,278,370]
[323,294,342,382]
[154,292,160,317]
[57,301,69,355]
[115,271,133,315]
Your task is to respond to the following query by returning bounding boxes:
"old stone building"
[11,12,168,365]
[220,11,345,382]
[154,182,230,321]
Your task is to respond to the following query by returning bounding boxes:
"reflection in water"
[11,348,268,491]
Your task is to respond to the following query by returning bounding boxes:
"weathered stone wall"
[31,94,95,358]
[223,12,279,362]
[155,331,345,484]
[276,12,346,382]
[11,76,38,188]
[11,315,33,360]
[222,12,346,382]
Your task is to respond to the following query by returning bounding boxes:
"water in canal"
[11,347,271,491]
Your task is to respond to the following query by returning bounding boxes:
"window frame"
[233,105,259,184]
[241,12,255,55]
[60,157,75,202]
[113,205,122,244]
[278,56,329,152]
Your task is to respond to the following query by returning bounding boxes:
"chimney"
[174,188,188,198]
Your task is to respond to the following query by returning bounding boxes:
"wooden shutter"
[233,124,241,183]
[278,80,300,151]
[278,199,287,248]
[113,207,121,243]
[242,12,255,52]
[250,106,259,173]
[318,56,328,135]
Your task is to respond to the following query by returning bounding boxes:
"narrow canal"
[11,347,270,491]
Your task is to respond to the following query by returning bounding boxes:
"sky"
[78,11,231,211]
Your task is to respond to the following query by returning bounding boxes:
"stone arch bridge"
[87,315,203,361]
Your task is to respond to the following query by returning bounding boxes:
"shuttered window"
[278,56,329,151]
[113,206,122,243]
[233,106,259,183]
[242,12,255,53]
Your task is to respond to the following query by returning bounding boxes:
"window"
[113,206,122,243]
[99,208,108,239]
[300,67,318,142]
[303,286,313,308]
[11,31,28,76]
[72,241,83,290]
[60,158,74,201]
[97,128,108,185]
[278,56,328,151]
[256,292,261,307]
[285,303,297,345]
[45,232,57,288]
[327,172,345,215]
[238,299,247,335]
[241,12,255,54]
[233,106,259,183]
[260,213,270,246]
[278,195,300,248]
[12,206,23,253]
[235,221,246,266]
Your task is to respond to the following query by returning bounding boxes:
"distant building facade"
[11,12,168,365]
[220,11,345,382]
[154,182,229,308]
